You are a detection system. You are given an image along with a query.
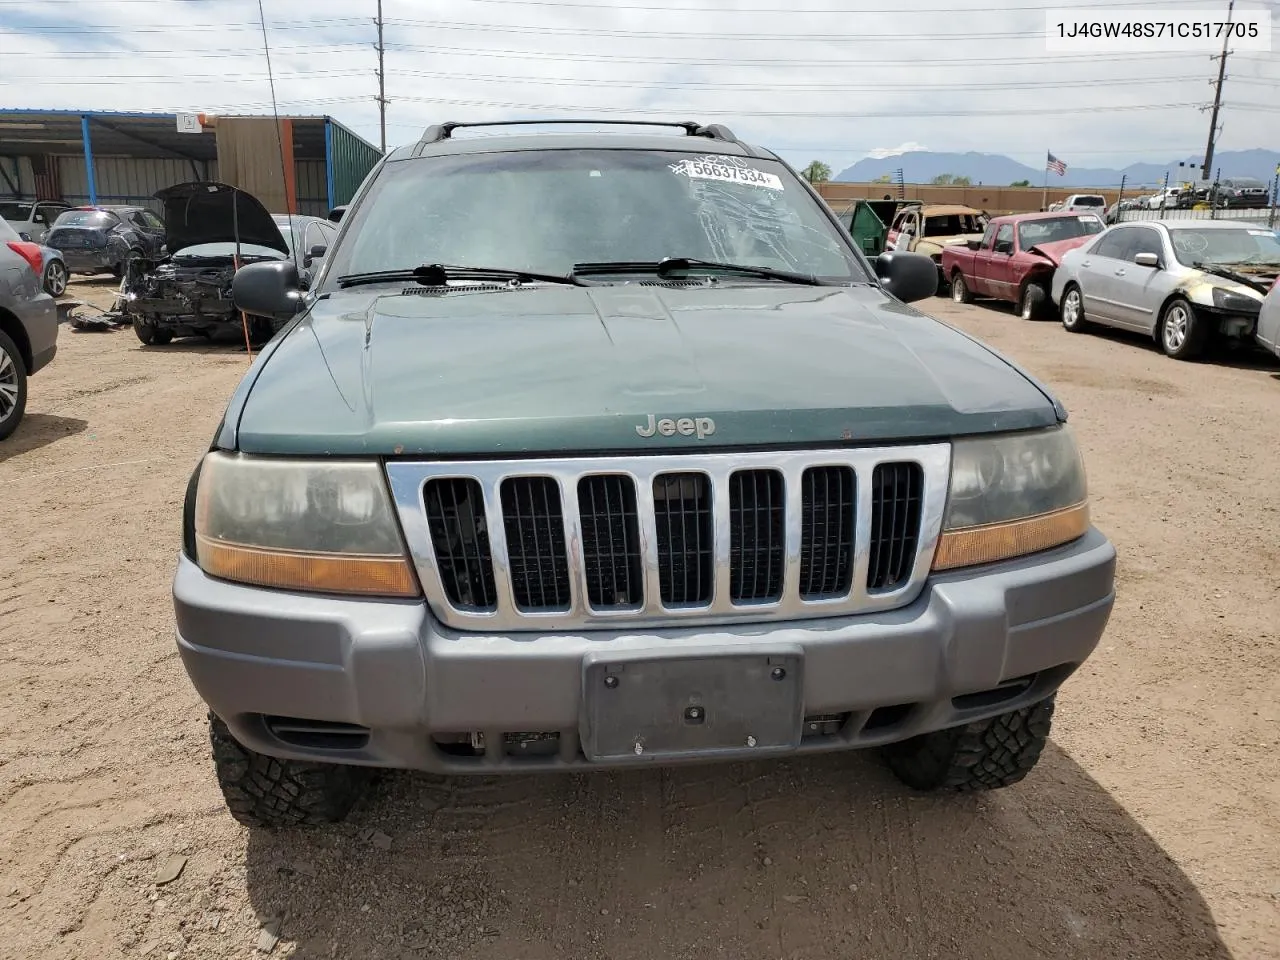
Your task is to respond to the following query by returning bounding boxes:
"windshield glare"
[1169,228,1280,267]
[1017,215,1103,249]
[54,210,116,228]
[327,149,867,283]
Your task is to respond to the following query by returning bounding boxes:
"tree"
[801,161,832,184]
[874,173,893,183]
[930,173,972,186]
[1010,179,1032,187]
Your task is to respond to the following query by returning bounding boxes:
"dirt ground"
[2,277,1278,960]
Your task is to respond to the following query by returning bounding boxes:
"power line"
[375,0,386,152]
[0,0,1217,8]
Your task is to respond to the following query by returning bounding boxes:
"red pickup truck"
[940,211,1105,319]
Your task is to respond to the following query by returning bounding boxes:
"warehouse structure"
[0,109,381,217]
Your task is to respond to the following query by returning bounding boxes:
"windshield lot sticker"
[670,156,784,191]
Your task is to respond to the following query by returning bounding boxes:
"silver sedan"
[1257,277,1280,360]
[1050,220,1280,360]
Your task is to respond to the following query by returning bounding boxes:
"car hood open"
[228,283,1063,457]
[155,181,288,255]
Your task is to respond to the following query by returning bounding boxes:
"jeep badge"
[635,414,716,439]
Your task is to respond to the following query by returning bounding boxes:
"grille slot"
[729,469,785,602]
[500,477,571,610]
[868,462,924,591]
[578,475,643,609]
[652,472,713,605]
[799,466,856,599]
[423,478,497,610]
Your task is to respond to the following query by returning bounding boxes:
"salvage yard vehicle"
[173,119,1116,827]
[886,202,989,293]
[1059,194,1107,213]
[0,198,70,245]
[1254,275,1280,360]
[1052,220,1280,360]
[1208,176,1270,210]
[0,218,59,440]
[942,211,1104,319]
[45,204,165,278]
[123,183,332,346]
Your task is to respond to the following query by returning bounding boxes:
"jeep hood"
[155,181,288,255]
[230,284,1061,456]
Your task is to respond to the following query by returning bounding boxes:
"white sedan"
[1257,276,1280,360]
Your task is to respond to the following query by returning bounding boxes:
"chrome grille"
[386,445,951,632]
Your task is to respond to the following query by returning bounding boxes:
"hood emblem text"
[636,414,716,440]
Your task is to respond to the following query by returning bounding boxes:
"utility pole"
[375,0,386,154]
[1201,0,1233,182]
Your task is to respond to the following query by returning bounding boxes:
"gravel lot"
[2,278,1278,960]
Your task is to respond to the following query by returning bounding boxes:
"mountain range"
[834,149,1280,189]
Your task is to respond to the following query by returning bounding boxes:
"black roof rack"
[418,119,738,145]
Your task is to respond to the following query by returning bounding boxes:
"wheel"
[884,696,1055,792]
[43,259,68,297]
[950,271,972,304]
[1060,283,1089,332]
[1019,281,1048,320]
[208,713,370,828]
[133,319,173,346]
[1158,297,1208,360]
[0,329,29,441]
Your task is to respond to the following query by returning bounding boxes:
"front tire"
[1019,281,1048,320]
[133,320,172,346]
[0,329,29,441]
[209,713,370,828]
[950,271,972,304]
[1060,283,1089,332]
[43,259,68,297]
[1158,297,1208,360]
[884,696,1055,792]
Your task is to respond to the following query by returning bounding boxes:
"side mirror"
[232,260,306,322]
[874,251,938,304]
[994,241,1012,254]
[1134,252,1160,268]
[966,239,981,251]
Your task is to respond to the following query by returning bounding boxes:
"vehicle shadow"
[242,743,1233,960]
[0,413,88,462]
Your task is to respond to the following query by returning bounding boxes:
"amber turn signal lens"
[931,501,1089,571]
[196,535,420,598]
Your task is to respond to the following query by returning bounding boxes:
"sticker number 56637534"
[678,159,784,191]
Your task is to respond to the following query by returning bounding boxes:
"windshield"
[53,210,117,228]
[1168,227,1280,267]
[1070,197,1104,207]
[174,242,286,260]
[1017,215,1104,249]
[0,201,34,220]
[326,149,868,284]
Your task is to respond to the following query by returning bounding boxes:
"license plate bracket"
[581,652,803,762]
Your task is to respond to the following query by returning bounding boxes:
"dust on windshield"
[327,148,869,284]
[1168,227,1280,267]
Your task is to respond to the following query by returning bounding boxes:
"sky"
[1,0,1277,172]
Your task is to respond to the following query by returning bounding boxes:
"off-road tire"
[950,271,972,304]
[1019,281,1048,320]
[1158,297,1209,361]
[884,695,1055,792]
[133,320,173,346]
[209,713,370,828]
[0,329,29,441]
[1059,283,1090,332]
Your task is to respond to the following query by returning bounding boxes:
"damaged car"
[123,182,333,346]
[1051,220,1280,360]
[886,203,989,293]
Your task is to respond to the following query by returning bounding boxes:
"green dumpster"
[834,200,900,258]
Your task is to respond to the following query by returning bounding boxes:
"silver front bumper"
[173,528,1116,773]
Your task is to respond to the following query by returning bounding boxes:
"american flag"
[1047,152,1067,176]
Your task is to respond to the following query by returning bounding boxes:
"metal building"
[0,109,381,216]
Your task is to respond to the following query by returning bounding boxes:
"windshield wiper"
[337,263,583,289]
[572,257,827,286]
[1191,261,1274,293]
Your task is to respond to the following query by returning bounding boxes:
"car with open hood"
[171,120,1115,828]
[942,211,1105,318]
[122,182,331,346]
[1051,219,1280,360]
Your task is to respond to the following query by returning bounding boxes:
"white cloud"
[867,142,929,159]
[1,0,1275,176]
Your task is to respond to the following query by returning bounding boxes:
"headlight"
[1211,287,1261,313]
[193,452,419,597]
[932,425,1089,571]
